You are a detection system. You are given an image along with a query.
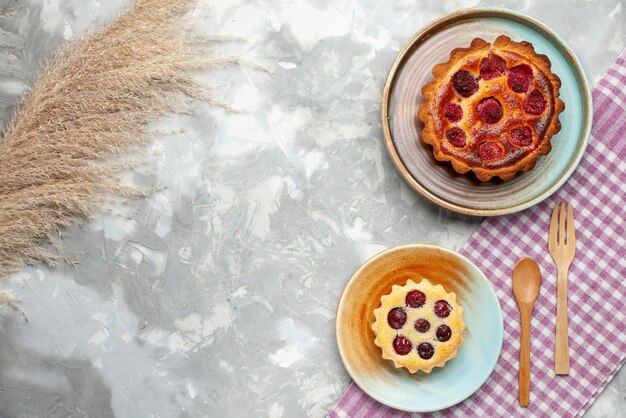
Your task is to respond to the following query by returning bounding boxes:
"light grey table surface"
[0,0,624,417]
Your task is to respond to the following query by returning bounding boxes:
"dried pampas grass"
[0,0,240,308]
[0,293,28,322]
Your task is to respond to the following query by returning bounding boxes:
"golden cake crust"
[372,279,465,374]
[418,36,565,181]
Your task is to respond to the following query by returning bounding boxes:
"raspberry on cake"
[371,279,465,374]
[418,35,565,181]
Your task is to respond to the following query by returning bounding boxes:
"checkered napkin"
[329,49,626,418]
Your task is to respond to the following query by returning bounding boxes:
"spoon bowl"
[512,257,542,305]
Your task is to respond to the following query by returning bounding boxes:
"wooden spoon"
[512,257,542,407]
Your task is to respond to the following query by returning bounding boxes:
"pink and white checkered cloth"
[329,49,626,417]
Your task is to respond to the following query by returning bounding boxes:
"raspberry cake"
[418,36,565,181]
[372,279,465,374]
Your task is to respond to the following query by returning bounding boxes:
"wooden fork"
[548,201,576,375]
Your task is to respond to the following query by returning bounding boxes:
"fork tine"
[559,201,566,247]
[549,201,559,252]
[567,202,576,250]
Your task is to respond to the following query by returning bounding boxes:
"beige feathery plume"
[0,0,238,312]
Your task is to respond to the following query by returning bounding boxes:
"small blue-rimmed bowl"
[336,244,503,412]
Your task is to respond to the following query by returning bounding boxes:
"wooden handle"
[555,268,570,374]
[519,305,531,406]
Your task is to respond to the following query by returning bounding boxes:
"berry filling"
[477,142,504,161]
[445,127,467,148]
[510,126,533,147]
[417,342,435,360]
[524,89,547,115]
[393,335,413,355]
[452,70,479,97]
[414,318,431,333]
[406,290,426,308]
[479,58,505,80]
[507,64,533,93]
[436,325,452,342]
[387,307,407,329]
[444,103,463,122]
[434,300,452,318]
[477,97,503,124]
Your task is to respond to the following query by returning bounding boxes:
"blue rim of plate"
[335,244,504,412]
[381,7,592,216]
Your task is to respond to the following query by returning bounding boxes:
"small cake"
[418,35,564,181]
[372,279,464,373]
